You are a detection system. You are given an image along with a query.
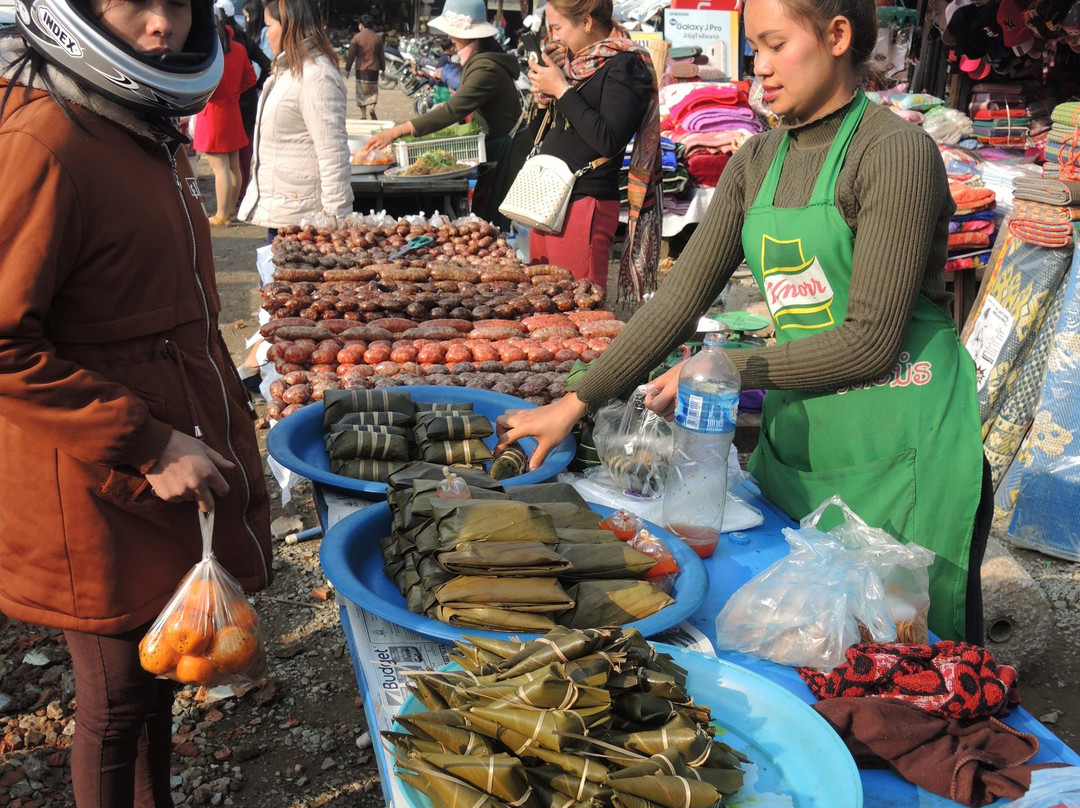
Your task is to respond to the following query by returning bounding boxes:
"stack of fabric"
[946,181,997,275]
[967,83,1028,150]
[619,136,691,215]
[1042,101,1079,178]
[1006,195,1080,250]
[979,158,1042,217]
[658,82,763,188]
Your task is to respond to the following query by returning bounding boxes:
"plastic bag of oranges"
[139,510,266,686]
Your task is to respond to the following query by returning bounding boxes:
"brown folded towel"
[813,697,1068,807]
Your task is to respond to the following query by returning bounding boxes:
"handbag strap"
[528,104,619,177]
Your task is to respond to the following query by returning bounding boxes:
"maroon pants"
[63,625,176,808]
[529,196,620,288]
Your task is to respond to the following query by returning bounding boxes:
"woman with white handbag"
[521,0,662,299]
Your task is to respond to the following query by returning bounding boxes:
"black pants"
[63,624,176,808]
[965,455,994,645]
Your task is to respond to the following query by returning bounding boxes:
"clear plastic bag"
[588,387,672,499]
[1001,768,1080,807]
[139,511,266,686]
[714,495,935,669]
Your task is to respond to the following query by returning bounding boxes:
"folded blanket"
[661,83,748,129]
[671,129,747,151]
[685,151,731,187]
[946,253,993,272]
[1007,200,1079,247]
[1050,100,1080,128]
[950,181,996,209]
[949,231,992,251]
[1012,176,1080,205]
[678,106,762,134]
[813,698,1065,807]
[949,219,995,234]
[972,108,1031,120]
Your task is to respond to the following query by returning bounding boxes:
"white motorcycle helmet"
[14,0,223,116]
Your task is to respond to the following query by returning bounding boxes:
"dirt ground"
[3,83,1080,808]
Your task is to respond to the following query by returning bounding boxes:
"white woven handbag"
[499,109,613,235]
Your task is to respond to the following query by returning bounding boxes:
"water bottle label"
[675,390,738,433]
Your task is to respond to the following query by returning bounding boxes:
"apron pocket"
[750,432,917,540]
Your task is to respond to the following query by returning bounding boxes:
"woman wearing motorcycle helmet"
[0,1,273,805]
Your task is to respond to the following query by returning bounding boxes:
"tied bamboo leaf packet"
[387,627,748,808]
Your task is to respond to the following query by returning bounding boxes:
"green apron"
[741,93,983,640]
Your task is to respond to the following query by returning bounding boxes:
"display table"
[351,173,471,218]
[311,479,1080,808]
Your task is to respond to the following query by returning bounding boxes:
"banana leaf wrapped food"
[417,438,494,466]
[490,444,528,481]
[506,483,591,508]
[414,412,495,442]
[416,401,475,413]
[322,388,417,427]
[558,580,675,628]
[434,605,559,633]
[431,576,574,613]
[556,542,657,580]
[385,628,748,808]
[432,500,560,544]
[436,541,572,577]
[324,429,410,462]
[328,457,408,481]
[333,410,413,429]
[326,422,412,440]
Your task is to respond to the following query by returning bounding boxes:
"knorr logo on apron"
[759,235,836,331]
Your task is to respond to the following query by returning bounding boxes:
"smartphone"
[520,31,543,63]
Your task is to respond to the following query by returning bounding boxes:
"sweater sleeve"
[408,59,496,136]
[298,63,354,218]
[554,54,650,157]
[344,38,358,75]
[572,145,752,408]
[729,125,951,390]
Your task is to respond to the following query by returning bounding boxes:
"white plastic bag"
[1002,768,1080,807]
[714,495,934,669]
[588,387,672,499]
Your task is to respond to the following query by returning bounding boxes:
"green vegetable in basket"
[402,120,483,141]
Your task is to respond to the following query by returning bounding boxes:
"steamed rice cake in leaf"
[555,528,626,544]
[418,438,493,466]
[504,482,590,508]
[413,412,495,442]
[329,457,408,481]
[529,766,612,803]
[393,757,507,808]
[432,500,559,544]
[418,753,533,806]
[605,774,725,808]
[417,554,456,593]
[556,543,656,580]
[534,502,603,529]
[437,541,572,577]
[467,704,588,753]
[322,389,416,427]
[330,410,412,429]
[432,576,574,612]
[434,605,559,633]
[558,580,673,628]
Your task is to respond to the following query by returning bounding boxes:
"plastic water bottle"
[661,331,740,558]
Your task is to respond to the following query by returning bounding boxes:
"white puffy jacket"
[239,50,353,228]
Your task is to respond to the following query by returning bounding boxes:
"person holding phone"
[500,0,990,645]
[524,0,662,295]
[364,0,525,225]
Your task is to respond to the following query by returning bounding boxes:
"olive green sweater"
[407,51,523,137]
[574,96,956,408]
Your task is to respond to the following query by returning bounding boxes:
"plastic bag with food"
[715,495,934,669]
[588,387,672,499]
[139,511,266,686]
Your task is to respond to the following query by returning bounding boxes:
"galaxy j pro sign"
[35,4,83,56]
[664,0,740,81]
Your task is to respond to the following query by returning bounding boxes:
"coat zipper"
[165,144,270,585]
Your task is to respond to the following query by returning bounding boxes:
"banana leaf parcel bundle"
[490,444,529,481]
[324,429,410,462]
[555,528,629,544]
[396,752,536,808]
[436,541,572,577]
[408,484,508,522]
[414,412,496,442]
[432,500,560,544]
[505,483,591,508]
[533,502,604,530]
[556,543,657,580]
[431,576,575,613]
[434,605,560,633]
[326,422,412,441]
[322,388,417,427]
[609,748,745,796]
[417,553,457,594]
[558,581,674,629]
[530,765,612,804]
[388,461,504,502]
[417,437,494,466]
[416,401,475,414]
[393,756,515,808]
[328,457,408,481]
[606,774,729,808]
[333,410,413,429]
[490,626,626,680]
[611,691,710,729]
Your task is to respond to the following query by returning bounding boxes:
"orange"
[182,578,220,617]
[163,608,214,655]
[227,599,259,631]
[138,631,179,676]
[174,654,218,685]
[207,626,258,674]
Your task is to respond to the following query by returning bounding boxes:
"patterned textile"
[1007,200,1080,248]
[996,237,1080,560]
[798,641,1020,720]
[565,25,662,306]
[960,228,1075,432]
[1012,176,1080,205]
[983,279,1067,489]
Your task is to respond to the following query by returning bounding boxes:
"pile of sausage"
[259,219,630,419]
[271,220,523,282]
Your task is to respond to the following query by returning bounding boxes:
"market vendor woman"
[364,0,525,224]
[498,0,991,643]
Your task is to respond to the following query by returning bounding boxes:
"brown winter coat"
[0,70,273,635]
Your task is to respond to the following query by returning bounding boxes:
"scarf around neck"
[566,26,663,307]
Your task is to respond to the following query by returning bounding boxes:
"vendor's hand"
[145,429,233,513]
[365,127,398,152]
[641,361,687,421]
[528,51,570,101]
[495,393,587,470]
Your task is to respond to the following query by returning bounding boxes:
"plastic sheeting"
[995,236,1080,560]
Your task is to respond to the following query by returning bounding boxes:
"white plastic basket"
[392,133,487,168]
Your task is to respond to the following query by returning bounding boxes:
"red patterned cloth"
[798,641,1021,720]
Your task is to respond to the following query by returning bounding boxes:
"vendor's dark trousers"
[966,455,994,646]
[63,624,176,808]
